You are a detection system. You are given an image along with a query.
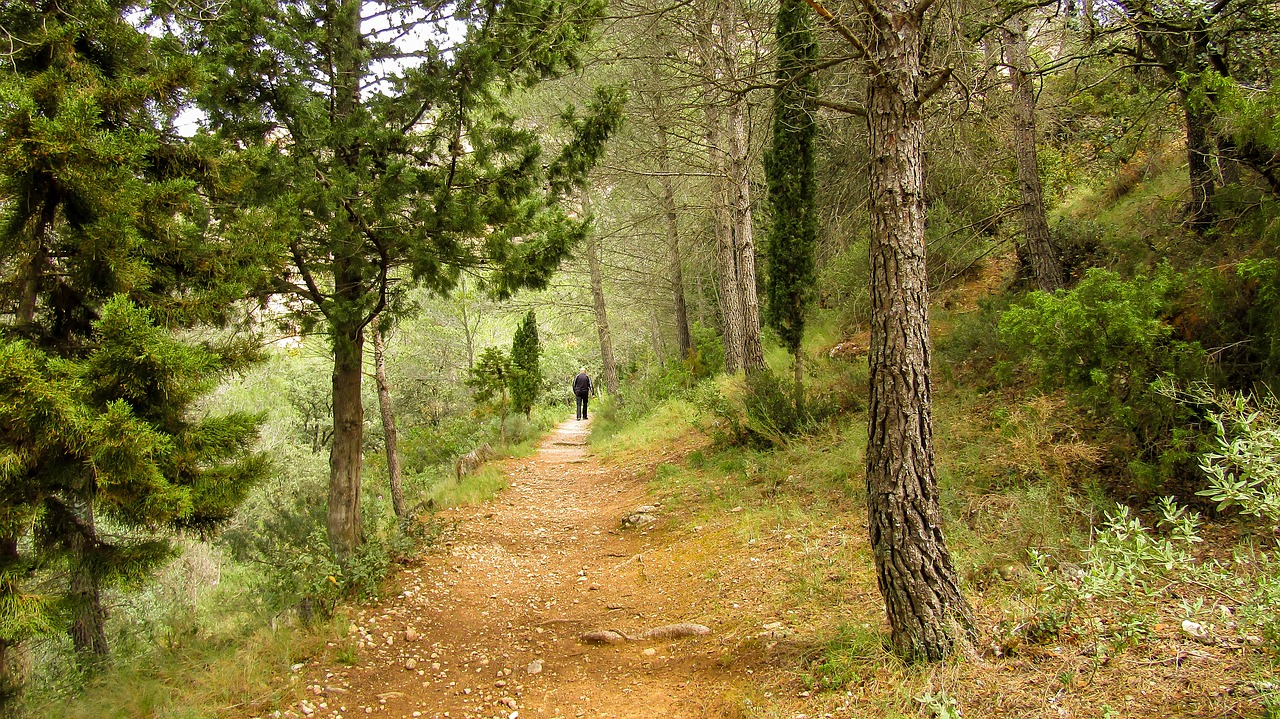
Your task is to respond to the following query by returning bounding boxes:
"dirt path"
[289,419,737,719]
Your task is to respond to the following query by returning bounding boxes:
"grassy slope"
[585,263,1277,718]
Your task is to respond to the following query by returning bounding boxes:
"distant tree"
[370,317,406,519]
[764,0,819,412]
[510,311,542,417]
[0,0,270,694]
[182,0,624,559]
[468,348,514,444]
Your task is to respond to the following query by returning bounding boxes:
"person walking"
[573,368,592,421]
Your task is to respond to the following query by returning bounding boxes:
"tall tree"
[0,0,270,687]
[693,0,766,373]
[764,0,819,410]
[370,318,406,519]
[1097,0,1279,231]
[582,188,619,394]
[806,0,975,660]
[651,90,694,360]
[510,310,542,417]
[187,0,623,559]
[1002,15,1065,291]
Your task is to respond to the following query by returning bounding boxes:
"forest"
[1,0,1279,716]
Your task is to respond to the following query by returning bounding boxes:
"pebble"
[526,659,544,675]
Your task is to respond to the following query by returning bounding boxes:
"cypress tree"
[0,0,270,696]
[180,0,623,559]
[510,311,542,418]
[764,0,819,410]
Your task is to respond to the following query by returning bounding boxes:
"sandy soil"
[283,418,741,719]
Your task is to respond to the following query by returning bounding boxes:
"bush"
[999,266,1209,494]
[1187,383,1280,524]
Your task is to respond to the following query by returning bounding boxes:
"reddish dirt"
[285,419,740,719]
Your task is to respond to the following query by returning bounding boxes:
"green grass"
[421,463,508,509]
[31,615,338,719]
[590,396,699,454]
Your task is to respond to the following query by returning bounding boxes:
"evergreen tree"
[468,347,513,444]
[510,311,542,418]
[180,0,624,559]
[0,0,270,695]
[764,0,818,410]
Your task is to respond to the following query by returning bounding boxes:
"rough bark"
[328,314,365,558]
[582,188,619,394]
[719,12,765,373]
[1182,88,1217,232]
[371,320,406,520]
[655,118,693,360]
[705,100,746,373]
[1003,17,1064,292]
[326,0,366,560]
[864,0,975,662]
[69,499,107,659]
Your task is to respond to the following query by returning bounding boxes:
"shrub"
[1188,384,1280,524]
[999,266,1209,493]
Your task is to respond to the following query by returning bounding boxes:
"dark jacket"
[573,372,591,396]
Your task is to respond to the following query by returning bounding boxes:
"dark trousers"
[575,393,589,420]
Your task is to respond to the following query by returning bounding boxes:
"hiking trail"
[285,418,744,719]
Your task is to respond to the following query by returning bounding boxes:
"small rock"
[1181,620,1209,641]
[641,648,656,657]
[762,622,784,631]
[405,627,419,642]
[405,658,418,670]
[501,697,518,709]
[526,659,544,675]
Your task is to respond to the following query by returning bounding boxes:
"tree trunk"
[719,12,765,373]
[656,119,693,360]
[327,0,366,560]
[69,498,107,660]
[696,2,745,374]
[794,351,803,417]
[726,95,766,372]
[864,0,975,662]
[1004,17,1065,292]
[371,320,406,520]
[459,283,476,370]
[328,313,365,559]
[706,103,746,373]
[0,538,26,703]
[582,188,619,394]
[499,389,507,445]
[1181,86,1216,232]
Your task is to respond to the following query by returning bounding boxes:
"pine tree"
[0,0,270,694]
[510,311,542,418]
[764,0,819,411]
[181,0,624,559]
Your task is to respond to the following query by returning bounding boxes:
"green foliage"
[999,266,1208,491]
[0,299,266,682]
[510,311,542,417]
[763,0,818,359]
[468,347,513,442]
[1189,385,1280,523]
